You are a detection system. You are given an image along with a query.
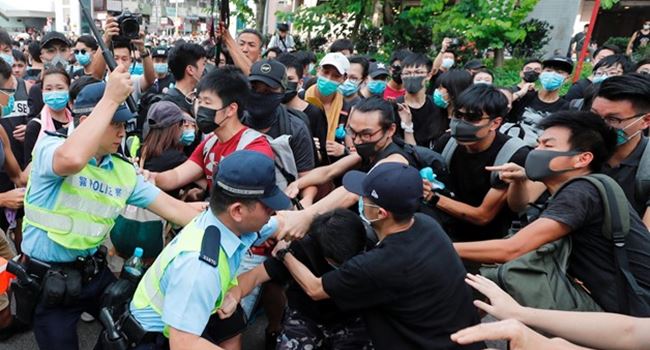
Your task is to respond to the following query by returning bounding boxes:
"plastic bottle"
[121,247,144,283]
[335,124,346,143]
[419,167,446,191]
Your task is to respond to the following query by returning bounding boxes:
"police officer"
[21,66,203,350]
[129,150,291,350]
[149,47,175,95]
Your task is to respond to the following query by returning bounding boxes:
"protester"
[383,49,409,100]
[626,20,650,56]
[340,55,368,106]
[567,23,589,58]
[11,49,27,80]
[267,23,296,53]
[429,38,457,92]
[71,35,97,79]
[160,43,206,115]
[329,39,354,57]
[472,69,494,85]
[364,62,389,98]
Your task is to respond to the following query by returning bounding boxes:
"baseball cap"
[319,52,350,75]
[369,62,389,79]
[40,31,71,49]
[213,150,291,211]
[72,82,133,123]
[151,47,169,58]
[542,55,574,74]
[343,162,423,215]
[249,59,288,90]
[147,101,184,129]
[464,59,486,70]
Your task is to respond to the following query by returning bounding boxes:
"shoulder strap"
[43,130,67,138]
[278,107,292,136]
[236,128,265,151]
[199,225,221,267]
[441,137,458,168]
[490,137,527,184]
[635,138,650,203]
[202,134,220,160]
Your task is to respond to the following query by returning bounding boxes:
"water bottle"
[420,167,446,191]
[121,247,144,284]
[335,124,346,143]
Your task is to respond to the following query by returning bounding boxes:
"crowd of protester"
[0,17,649,350]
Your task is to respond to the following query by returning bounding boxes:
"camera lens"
[121,19,139,39]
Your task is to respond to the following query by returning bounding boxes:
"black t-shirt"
[24,118,67,164]
[160,87,193,116]
[602,137,649,216]
[322,214,484,350]
[71,68,88,80]
[396,96,448,148]
[540,179,650,314]
[300,103,329,166]
[27,82,44,119]
[243,109,316,173]
[434,132,530,241]
[508,91,569,123]
[148,74,176,95]
[140,147,187,198]
[264,234,362,326]
[564,78,592,101]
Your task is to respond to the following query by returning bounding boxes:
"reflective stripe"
[58,192,121,218]
[143,275,164,311]
[24,206,110,237]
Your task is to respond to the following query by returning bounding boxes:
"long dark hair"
[141,122,182,161]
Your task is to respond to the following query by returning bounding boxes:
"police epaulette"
[199,226,221,267]
[44,130,67,138]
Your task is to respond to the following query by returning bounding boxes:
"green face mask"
[317,76,341,96]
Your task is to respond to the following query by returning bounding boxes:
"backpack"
[441,135,528,187]
[499,107,545,147]
[636,139,650,207]
[480,174,650,315]
[202,128,298,190]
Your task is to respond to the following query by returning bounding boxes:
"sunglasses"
[73,49,87,55]
[453,110,489,122]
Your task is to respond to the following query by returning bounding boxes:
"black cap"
[464,59,486,70]
[343,162,423,215]
[369,62,389,79]
[40,31,71,49]
[151,47,169,58]
[214,150,291,211]
[249,59,288,90]
[542,55,574,74]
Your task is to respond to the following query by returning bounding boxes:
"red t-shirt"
[189,127,274,189]
[383,84,406,101]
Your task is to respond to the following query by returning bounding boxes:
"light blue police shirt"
[21,135,161,262]
[130,210,278,336]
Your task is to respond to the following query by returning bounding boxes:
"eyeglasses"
[401,71,428,77]
[594,69,623,77]
[452,110,490,122]
[73,49,87,55]
[602,112,647,127]
[346,126,384,142]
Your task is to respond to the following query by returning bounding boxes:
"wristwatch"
[428,192,440,207]
[276,248,293,262]
[400,121,414,133]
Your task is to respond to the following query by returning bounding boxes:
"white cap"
[319,52,350,75]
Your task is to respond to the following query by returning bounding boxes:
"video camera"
[115,10,141,40]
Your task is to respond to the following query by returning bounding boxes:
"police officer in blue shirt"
[129,150,290,350]
[20,66,203,350]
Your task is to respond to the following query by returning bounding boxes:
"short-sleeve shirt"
[508,91,569,122]
[383,84,405,101]
[188,127,273,189]
[321,214,484,350]
[130,211,278,335]
[21,135,161,262]
[540,179,650,314]
[433,132,530,241]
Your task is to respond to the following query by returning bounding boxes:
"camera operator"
[88,14,155,104]
[428,38,457,94]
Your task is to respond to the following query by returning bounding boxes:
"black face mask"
[392,69,403,85]
[196,106,220,134]
[354,140,381,162]
[523,71,540,83]
[247,91,285,129]
[282,81,299,103]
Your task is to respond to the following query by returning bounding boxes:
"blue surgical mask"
[367,80,387,95]
[130,63,144,76]
[358,197,380,225]
[433,89,449,108]
[1,93,14,117]
[154,63,168,74]
[75,53,91,66]
[441,58,455,69]
[317,76,341,97]
[43,90,70,111]
[592,74,608,84]
[179,129,196,146]
[539,71,565,92]
[0,53,14,66]
[615,117,644,146]
[338,79,360,97]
